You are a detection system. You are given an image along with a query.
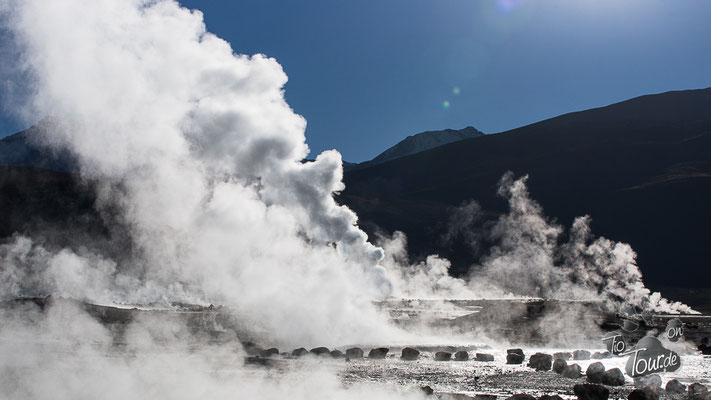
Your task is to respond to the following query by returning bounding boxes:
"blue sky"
[2,0,711,162]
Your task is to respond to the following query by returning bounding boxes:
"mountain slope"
[339,88,711,295]
[369,126,484,165]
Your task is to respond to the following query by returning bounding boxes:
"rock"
[420,385,434,395]
[592,352,609,359]
[586,362,605,384]
[435,351,452,361]
[330,350,344,358]
[454,350,469,361]
[539,396,564,400]
[552,358,567,374]
[475,395,498,400]
[628,388,658,400]
[573,350,591,360]
[665,379,686,395]
[573,383,610,400]
[553,352,572,360]
[310,347,330,356]
[563,364,582,379]
[689,383,709,400]
[401,347,420,361]
[505,394,536,400]
[368,347,389,359]
[476,353,495,362]
[634,374,661,391]
[242,341,261,356]
[698,337,711,355]
[259,347,279,358]
[291,347,308,357]
[507,349,525,364]
[601,368,625,386]
[346,347,364,359]
[527,353,553,371]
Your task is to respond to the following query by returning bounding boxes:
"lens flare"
[452,87,461,95]
[496,0,526,13]
[442,100,451,109]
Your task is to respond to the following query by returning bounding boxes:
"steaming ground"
[0,0,707,399]
[1,298,710,400]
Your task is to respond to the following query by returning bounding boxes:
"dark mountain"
[339,88,711,306]
[344,126,484,170]
[369,126,484,164]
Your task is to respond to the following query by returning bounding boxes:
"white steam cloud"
[0,301,426,400]
[0,0,397,347]
[0,1,426,398]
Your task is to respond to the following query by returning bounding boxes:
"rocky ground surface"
[244,347,711,399]
[3,297,710,399]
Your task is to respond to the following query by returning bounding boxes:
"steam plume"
[0,0,394,347]
[381,173,695,314]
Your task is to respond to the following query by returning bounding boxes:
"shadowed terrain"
[339,88,711,310]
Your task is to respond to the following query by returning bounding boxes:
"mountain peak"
[369,126,484,166]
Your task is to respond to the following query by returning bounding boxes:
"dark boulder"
[330,350,344,358]
[291,347,309,357]
[586,362,605,384]
[475,395,497,400]
[505,394,536,400]
[689,383,709,400]
[573,384,610,400]
[310,347,331,356]
[435,351,452,361]
[539,396,563,400]
[242,341,261,356]
[552,358,567,374]
[346,347,364,359]
[573,350,591,360]
[665,379,686,395]
[553,352,572,360]
[563,364,582,379]
[259,347,279,358]
[528,353,553,371]
[476,353,495,362]
[592,352,609,359]
[401,347,420,361]
[634,374,661,392]
[507,349,525,364]
[368,347,389,359]
[601,368,625,386]
[698,337,711,355]
[628,388,658,400]
[420,386,434,395]
[454,350,469,361]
